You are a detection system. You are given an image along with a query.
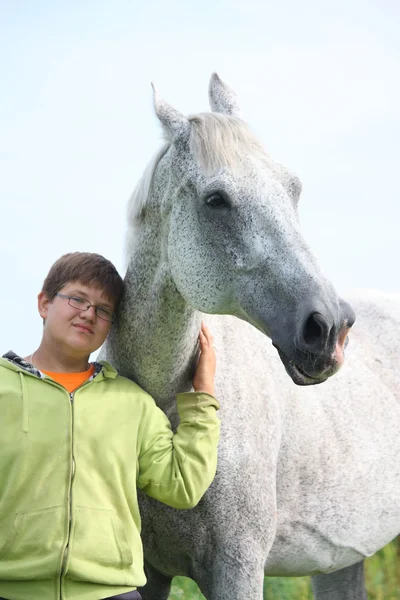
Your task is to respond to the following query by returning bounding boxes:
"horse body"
[104,75,399,599]
[267,291,400,576]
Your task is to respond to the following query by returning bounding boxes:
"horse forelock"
[188,112,267,175]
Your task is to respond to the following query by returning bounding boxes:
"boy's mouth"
[73,324,94,334]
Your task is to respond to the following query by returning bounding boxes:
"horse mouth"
[275,347,328,386]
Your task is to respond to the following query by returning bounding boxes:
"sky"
[0,0,399,356]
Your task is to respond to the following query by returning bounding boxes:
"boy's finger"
[199,330,209,347]
[201,324,212,341]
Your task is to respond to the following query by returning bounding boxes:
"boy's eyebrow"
[69,289,114,310]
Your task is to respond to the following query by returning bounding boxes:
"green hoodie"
[0,355,220,600]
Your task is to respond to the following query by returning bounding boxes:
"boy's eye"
[72,297,86,304]
[97,307,112,319]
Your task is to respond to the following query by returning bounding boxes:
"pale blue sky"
[1,0,399,355]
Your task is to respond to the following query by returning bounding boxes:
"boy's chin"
[67,341,99,357]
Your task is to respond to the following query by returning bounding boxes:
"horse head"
[137,73,355,385]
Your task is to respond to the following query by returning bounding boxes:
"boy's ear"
[38,291,51,320]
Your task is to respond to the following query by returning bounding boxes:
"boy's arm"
[136,323,220,509]
[136,390,220,509]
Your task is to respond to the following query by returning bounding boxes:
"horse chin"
[275,347,329,387]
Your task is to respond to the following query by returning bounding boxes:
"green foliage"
[169,577,205,600]
[365,539,400,600]
[168,539,400,600]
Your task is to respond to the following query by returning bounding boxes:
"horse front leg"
[138,560,172,600]
[196,551,266,600]
[311,561,367,600]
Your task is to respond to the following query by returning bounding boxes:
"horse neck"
[106,178,201,408]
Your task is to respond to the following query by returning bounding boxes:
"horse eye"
[205,193,228,208]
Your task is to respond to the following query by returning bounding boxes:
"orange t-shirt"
[42,364,95,393]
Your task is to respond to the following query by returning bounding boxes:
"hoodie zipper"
[58,374,102,599]
[59,391,75,600]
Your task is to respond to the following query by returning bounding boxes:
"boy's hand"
[193,322,216,397]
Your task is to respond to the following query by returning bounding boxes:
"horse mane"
[126,113,265,237]
[126,142,170,228]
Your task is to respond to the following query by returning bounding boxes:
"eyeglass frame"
[54,293,116,323]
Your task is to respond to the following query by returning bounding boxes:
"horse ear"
[152,83,190,139]
[208,73,241,118]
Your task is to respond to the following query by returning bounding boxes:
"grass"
[168,538,400,599]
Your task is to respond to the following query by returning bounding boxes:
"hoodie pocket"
[67,506,133,581]
[0,506,65,579]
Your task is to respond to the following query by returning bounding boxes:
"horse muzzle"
[271,297,355,386]
[274,323,352,386]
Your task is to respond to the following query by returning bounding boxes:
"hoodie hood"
[1,351,117,380]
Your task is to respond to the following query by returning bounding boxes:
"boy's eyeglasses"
[55,293,115,322]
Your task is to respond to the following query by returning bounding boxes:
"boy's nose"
[81,305,97,321]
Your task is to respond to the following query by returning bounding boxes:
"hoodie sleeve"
[136,392,220,509]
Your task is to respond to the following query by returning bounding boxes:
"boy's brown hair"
[42,252,124,309]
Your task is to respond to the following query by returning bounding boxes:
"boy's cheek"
[97,327,111,343]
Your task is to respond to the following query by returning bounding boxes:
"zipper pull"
[70,393,74,403]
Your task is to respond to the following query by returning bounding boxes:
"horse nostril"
[302,312,330,348]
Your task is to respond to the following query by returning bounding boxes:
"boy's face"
[38,280,114,358]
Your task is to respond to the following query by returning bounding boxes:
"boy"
[0,252,219,600]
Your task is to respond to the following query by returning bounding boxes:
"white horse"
[104,74,400,600]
